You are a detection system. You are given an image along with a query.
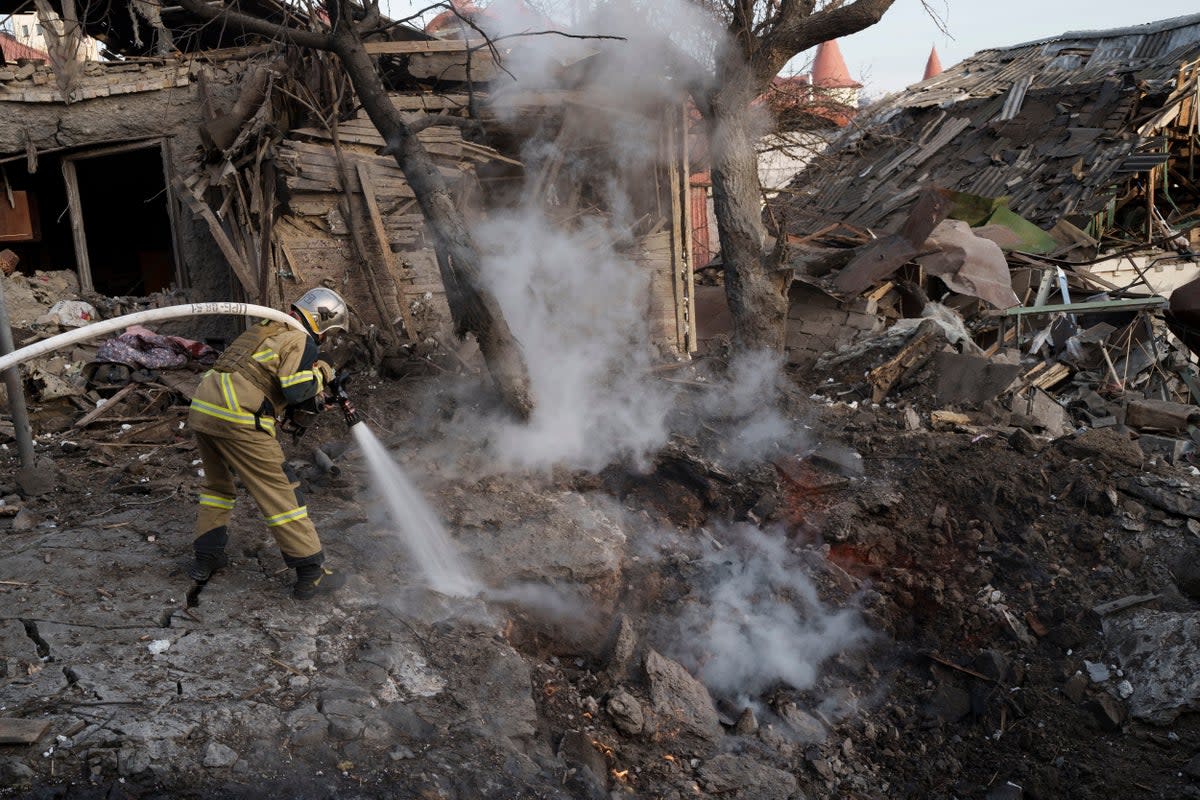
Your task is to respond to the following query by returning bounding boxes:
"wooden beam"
[356,163,417,341]
[174,177,260,298]
[364,39,487,55]
[74,382,137,429]
[0,717,50,745]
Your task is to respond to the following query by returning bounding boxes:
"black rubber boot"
[186,551,228,582]
[293,565,348,600]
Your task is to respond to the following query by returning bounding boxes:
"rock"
[973,650,1010,682]
[986,781,1024,800]
[1184,753,1200,780]
[202,741,238,768]
[734,707,758,735]
[1008,428,1043,455]
[778,703,827,743]
[15,457,57,497]
[322,698,368,740]
[698,754,799,800]
[11,508,38,532]
[605,615,638,680]
[1104,610,1200,723]
[927,684,971,723]
[606,689,644,736]
[644,650,722,748]
[557,730,608,795]
[0,758,34,787]
[382,703,438,741]
[1173,552,1200,600]
[117,743,152,776]
[1084,660,1110,683]
[808,442,864,477]
[1088,694,1127,731]
[1138,434,1188,464]
[1063,673,1088,704]
[1057,429,1143,468]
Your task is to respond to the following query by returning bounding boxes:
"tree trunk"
[708,75,789,353]
[329,19,533,419]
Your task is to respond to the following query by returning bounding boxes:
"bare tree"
[177,0,535,419]
[697,0,898,352]
[510,0,899,352]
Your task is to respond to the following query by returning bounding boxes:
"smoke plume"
[660,525,868,701]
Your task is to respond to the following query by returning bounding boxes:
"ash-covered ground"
[3,357,1200,800]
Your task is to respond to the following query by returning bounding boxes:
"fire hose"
[0,302,305,374]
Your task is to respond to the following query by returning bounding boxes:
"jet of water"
[352,424,480,597]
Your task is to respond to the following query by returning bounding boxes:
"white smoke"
[663,525,868,701]
[470,212,674,471]
[697,350,807,465]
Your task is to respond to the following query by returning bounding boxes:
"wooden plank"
[285,175,415,198]
[868,319,945,403]
[364,39,487,55]
[74,383,137,428]
[174,178,259,297]
[664,111,687,353]
[407,51,500,83]
[357,163,418,341]
[388,93,474,111]
[0,717,50,745]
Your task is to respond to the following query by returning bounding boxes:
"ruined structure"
[768,12,1200,366]
[0,2,697,356]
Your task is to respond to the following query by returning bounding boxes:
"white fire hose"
[0,302,305,374]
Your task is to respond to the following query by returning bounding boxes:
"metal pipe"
[0,302,304,374]
[0,276,36,469]
[311,447,340,477]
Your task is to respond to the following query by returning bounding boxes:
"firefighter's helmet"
[292,287,348,336]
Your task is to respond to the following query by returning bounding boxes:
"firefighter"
[186,287,349,600]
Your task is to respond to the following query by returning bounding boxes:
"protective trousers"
[193,427,323,568]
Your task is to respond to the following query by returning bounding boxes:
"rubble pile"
[779,186,1200,472]
[1,354,1200,798]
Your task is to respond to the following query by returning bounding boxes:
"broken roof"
[772,13,1200,235]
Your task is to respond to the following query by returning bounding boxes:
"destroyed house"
[764,13,1200,368]
[773,12,1200,243]
[0,1,697,355]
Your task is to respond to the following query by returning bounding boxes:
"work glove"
[313,360,335,391]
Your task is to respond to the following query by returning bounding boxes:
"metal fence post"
[0,276,36,470]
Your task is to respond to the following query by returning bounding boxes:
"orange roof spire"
[924,45,943,80]
[812,39,859,89]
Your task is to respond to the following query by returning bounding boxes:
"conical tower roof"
[924,46,944,80]
[812,40,860,88]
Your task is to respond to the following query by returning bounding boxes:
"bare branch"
[754,0,897,87]
[176,0,334,51]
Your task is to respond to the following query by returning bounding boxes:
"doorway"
[62,141,182,295]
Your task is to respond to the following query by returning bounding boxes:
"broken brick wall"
[786,282,882,369]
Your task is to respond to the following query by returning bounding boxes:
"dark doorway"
[68,145,177,296]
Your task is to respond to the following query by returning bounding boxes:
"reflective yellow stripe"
[252,349,278,363]
[265,506,308,527]
[190,398,276,435]
[219,372,239,411]
[279,370,316,388]
[199,494,235,510]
